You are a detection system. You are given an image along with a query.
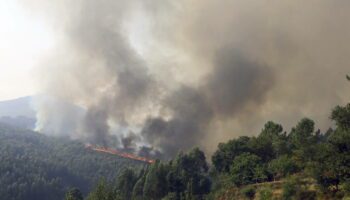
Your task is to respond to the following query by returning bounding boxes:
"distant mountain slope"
[0,123,145,200]
[0,96,35,118]
[0,96,36,129]
[0,116,36,129]
[0,95,86,131]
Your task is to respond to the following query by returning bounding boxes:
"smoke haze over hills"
[18,0,350,157]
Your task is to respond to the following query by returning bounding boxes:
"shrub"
[298,190,316,200]
[259,187,273,200]
[241,186,256,200]
[343,181,350,195]
[282,178,299,200]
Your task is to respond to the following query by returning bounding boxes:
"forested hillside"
[1,104,350,200]
[1,105,350,200]
[80,103,350,200]
[0,123,145,200]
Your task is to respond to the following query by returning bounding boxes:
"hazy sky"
[0,1,55,101]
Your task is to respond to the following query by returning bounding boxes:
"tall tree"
[65,188,83,200]
[289,118,317,164]
[331,104,350,130]
[230,153,265,186]
[86,179,119,200]
[115,168,137,200]
[143,161,169,200]
[212,136,251,172]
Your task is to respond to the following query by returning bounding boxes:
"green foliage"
[170,148,211,198]
[240,186,256,199]
[289,118,318,166]
[115,168,138,200]
[212,136,251,172]
[282,177,300,200]
[310,129,350,194]
[306,105,350,195]
[281,177,317,200]
[86,179,120,200]
[289,118,315,148]
[248,136,275,163]
[268,155,298,180]
[205,170,232,200]
[4,101,350,200]
[253,121,287,160]
[65,188,83,200]
[0,123,143,200]
[143,161,169,199]
[208,104,350,198]
[260,121,283,137]
[85,148,212,200]
[161,192,177,200]
[132,173,146,200]
[230,153,266,186]
[331,104,350,130]
[343,181,350,195]
[258,187,273,200]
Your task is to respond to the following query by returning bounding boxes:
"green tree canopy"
[212,136,251,172]
[65,188,83,200]
[230,153,264,186]
[331,104,350,130]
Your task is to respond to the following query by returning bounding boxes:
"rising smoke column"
[23,0,350,157]
[142,52,273,157]
[30,0,158,146]
[142,86,214,157]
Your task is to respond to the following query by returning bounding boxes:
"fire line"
[85,144,155,164]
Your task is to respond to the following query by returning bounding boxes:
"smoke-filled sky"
[1,0,350,157]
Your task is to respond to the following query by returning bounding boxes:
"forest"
[0,123,145,200]
[67,103,350,200]
[1,103,350,200]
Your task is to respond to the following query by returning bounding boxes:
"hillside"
[0,123,146,200]
[212,175,318,200]
[80,103,350,200]
[0,96,35,118]
[0,97,36,129]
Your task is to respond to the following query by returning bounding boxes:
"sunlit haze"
[0,1,55,101]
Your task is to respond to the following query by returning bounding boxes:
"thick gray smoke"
[142,52,273,157]
[29,0,157,146]
[23,0,350,157]
[142,86,214,157]
[205,49,273,117]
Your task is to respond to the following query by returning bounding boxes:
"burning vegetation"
[85,144,155,164]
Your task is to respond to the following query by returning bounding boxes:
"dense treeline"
[84,148,211,200]
[78,103,350,200]
[1,103,350,199]
[0,123,144,200]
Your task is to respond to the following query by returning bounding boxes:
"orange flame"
[85,144,155,164]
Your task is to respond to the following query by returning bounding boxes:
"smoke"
[33,95,85,137]
[204,49,273,117]
[22,0,350,157]
[142,86,214,157]
[28,0,157,146]
[141,52,273,157]
[121,131,140,152]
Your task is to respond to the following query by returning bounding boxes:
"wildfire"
[85,144,155,164]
